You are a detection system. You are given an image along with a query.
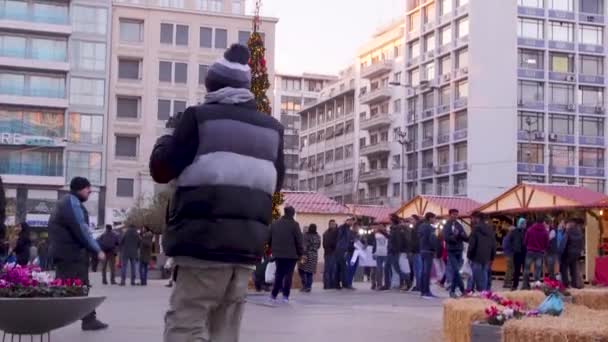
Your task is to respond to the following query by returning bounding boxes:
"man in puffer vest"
[149,44,285,342]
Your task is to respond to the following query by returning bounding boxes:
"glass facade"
[0,108,64,138]
[0,72,65,98]
[67,151,102,184]
[0,0,69,25]
[0,148,62,177]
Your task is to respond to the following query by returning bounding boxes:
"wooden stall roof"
[395,195,481,218]
[477,183,608,214]
[282,191,350,215]
[347,205,397,224]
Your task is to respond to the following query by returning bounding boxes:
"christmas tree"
[248,0,283,220]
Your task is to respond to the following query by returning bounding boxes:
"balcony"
[421,167,434,178]
[0,6,71,35]
[548,9,575,20]
[579,43,604,54]
[518,37,545,48]
[407,170,418,180]
[0,84,67,108]
[549,71,576,83]
[579,135,605,146]
[437,133,450,145]
[0,163,64,186]
[548,40,575,51]
[580,12,605,24]
[421,137,433,149]
[550,166,576,176]
[518,99,544,110]
[361,60,393,79]
[579,104,605,115]
[359,87,392,105]
[454,129,468,141]
[518,6,545,17]
[518,130,546,142]
[359,169,391,183]
[454,97,468,110]
[579,74,605,85]
[360,141,391,156]
[580,166,605,177]
[453,162,467,173]
[517,163,545,174]
[435,164,450,175]
[360,113,392,131]
[518,68,544,79]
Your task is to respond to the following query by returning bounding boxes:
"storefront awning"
[395,195,481,218]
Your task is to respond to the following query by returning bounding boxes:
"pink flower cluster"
[474,291,541,325]
[0,264,82,289]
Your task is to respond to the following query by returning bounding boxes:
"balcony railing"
[359,87,392,105]
[360,141,391,156]
[0,85,65,98]
[580,166,605,177]
[360,113,392,131]
[0,6,69,25]
[359,169,391,183]
[517,163,545,174]
[0,162,63,177]
[579,135,605,146]
[361,60,393,79]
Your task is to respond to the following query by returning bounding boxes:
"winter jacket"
[97,231,120,254]
[323,227,338,256]
[139,232,154,263]
[373,231,389,257]
[299,232,321,273]
[388,225,403,255]
[508,227,526,254]
[14,235,31,266]
[524,223,549,254]
[548,229,567,255]
[442,220,468,254]
[336,224,353,254]
[48,193,101,263]
[150,101,285,265]
[418,221,438,254]
[120,227,141,260]
[408,223,421,254]
[467,222,496,264]
[269,216,303,259]
[563,226,584,258]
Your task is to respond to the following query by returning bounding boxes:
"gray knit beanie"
[205,44,251,92]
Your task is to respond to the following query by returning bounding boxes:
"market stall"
[394,195,481,219]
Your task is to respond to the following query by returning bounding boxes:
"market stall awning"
[476,183,608,214]
[347,205,397,224]
[282,191,350,215]
[395,195,481,218]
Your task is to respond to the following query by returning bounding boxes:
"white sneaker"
[281,297,290,305]
[265,297,278,307]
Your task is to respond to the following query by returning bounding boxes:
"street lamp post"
[396,128,409,203]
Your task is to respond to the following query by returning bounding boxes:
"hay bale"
[503,304,608,342]
[570,288,608,310]
[443,298,498,342]
[500,290,546,308]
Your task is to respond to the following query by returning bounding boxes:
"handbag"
[265,261,276,284]
[399,253,410,274]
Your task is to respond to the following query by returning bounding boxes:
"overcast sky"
[246,0,405,76]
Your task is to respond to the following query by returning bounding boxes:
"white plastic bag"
[399,253,410,274]
[433,258,445,280]
[460,260,473,279]
[265,261,276,284]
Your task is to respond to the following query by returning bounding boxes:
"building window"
[456,80,468,100]
[335,147,344,160]
[117,97,139,119]
[549,21,574,42]
[580,0,604,14]
[580,116,604,137]
[393,183,401,197]
[549,0,574,11]
[69,113,102,144]
[455,143,467,163]
[518,80,544,103]
[518,111,545,132]
[119,19,144,43]
[438,116,450,136]
[198,64,209,85]
[115,135,138,158]
[439,25,452,46]
[439,55,451,76]
[72,41,105,72]
[579,86,604,106]
[161,23,189,46]
[518,49,544,69]
[200,27,213,48]
[424,2,436,24]
[69,78,104,107]
[394,72,402,83]
[118,59,141,80]
[424,33,435,53]
[549,83,575,105]
[72,6,107,35]
[439,86,450,106]
[519,0,544,7]
[518,18,544,40]
[455,110,467,131]
[457,16,469,38]
[550,52,573,73]
[423,62,435,81]
[116,178,134,198]
[440,0,453,15]
[159,0,185,8]
[581,178,605,193]
[158,99,186,121]
[215,28,227,49]
[232,0,244,14]
[409,68,420,87]
[518,143,544,164]
[159,61,188,84]
[67,151,102,184]
[0,108,63,138]
[551,145,575,169]
[197,0,223,12]
[580,147,605,168]
[453,175,467,195]
[409,40,420,59]
[423,91,434,110]
[580,55,604,76]
[550,113,575,134]
[235,30,250,45]
[409,11,420,32]
[345,144,354,158]
[456,48,468,69]
[394,99,402,113]
[580,24,604,45]
[457,0,469,6]
[345,169,354,183]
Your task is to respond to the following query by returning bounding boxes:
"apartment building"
[358,20,407,206]
[0,0,111,227]
[106,0,277,223]
[401,0,606,202]
[273,73,337,190]
[297,67,358,204]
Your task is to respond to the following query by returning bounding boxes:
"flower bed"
[0,264,88,298]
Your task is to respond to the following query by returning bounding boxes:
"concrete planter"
[471,321,501,342]
[0,296,105,335]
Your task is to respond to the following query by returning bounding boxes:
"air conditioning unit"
[588,15,596,22]
[433,166,442,174]
[461,67,469,74]
[566,75,576,82]
[596,106,605,114]
[549,133,558,141]
[567,103,576,111]
[443,73,451,82]
[535,132,545,140]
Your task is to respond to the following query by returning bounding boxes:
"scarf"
[204,87,254,105]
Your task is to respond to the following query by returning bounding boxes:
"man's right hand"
[97,251,106,261]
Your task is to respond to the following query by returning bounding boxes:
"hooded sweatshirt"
[466,222,496,264]
[564,226,583,257]
[524,223,549,254]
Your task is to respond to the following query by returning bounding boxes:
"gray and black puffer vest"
[162,101,284,265]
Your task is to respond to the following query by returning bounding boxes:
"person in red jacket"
[522,216,549,289]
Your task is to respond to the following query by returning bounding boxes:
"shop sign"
[0,133,61,147]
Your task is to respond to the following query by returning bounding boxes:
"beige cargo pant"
[164,264,250,342]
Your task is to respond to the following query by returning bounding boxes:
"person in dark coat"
[119,225,141,286]
[419,212,439,298]
[387,215,408,291]
[48,177,107,331]
[407,215,422,292]
[149,44,285,341]
[467,212,496,292]
[14,222,31,266]
[322,220,338,289]
[442,209,468,298]
[298,224,321,292]
[97,224,119,285]
[509,218,527,290]
[522,216,549,289]
[335,218,355,290]
[139,227,154,286]
[546,220,566,280]
[561,218,584,289]
[268,206,303,302]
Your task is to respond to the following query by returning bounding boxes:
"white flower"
[497,314,504,322]
[533,281,542,288]
[503,308,514,318]
[31,271,54,285]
